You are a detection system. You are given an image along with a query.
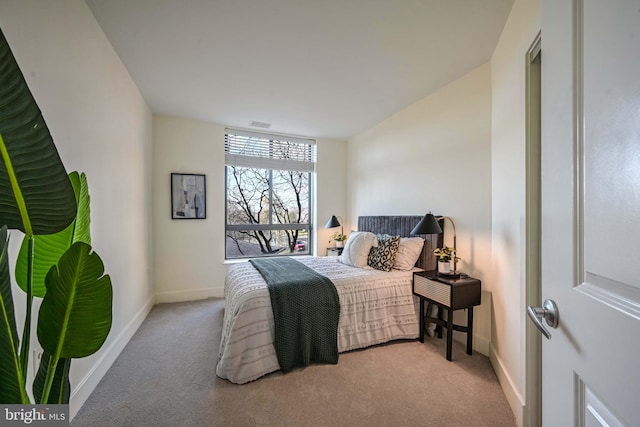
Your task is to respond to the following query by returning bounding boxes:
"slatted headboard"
[357,215,443,271]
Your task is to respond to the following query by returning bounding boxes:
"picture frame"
[171,173,206,219]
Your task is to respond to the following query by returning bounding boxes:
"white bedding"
[216,256,421,384]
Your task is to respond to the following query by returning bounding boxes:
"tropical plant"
[0,28,112,404]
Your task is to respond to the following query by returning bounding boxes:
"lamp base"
[436,271,461,279]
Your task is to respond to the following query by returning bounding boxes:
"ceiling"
[86,0,513,140]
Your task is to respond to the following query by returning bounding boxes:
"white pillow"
[340,231,378,268]
[393,237,424,270]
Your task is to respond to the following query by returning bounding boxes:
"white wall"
[489,0,540,425]
[152,115,348,301]
[0,0,153,418]
[315,138,349,255]
[152,115,226,302]
[347,63,493,355]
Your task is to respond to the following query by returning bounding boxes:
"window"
[225,129,315,259]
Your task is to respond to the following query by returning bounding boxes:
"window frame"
[224,129,315,260]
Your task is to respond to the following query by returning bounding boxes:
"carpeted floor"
[72,298,516,427]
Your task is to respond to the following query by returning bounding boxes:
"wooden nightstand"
[413,270,481,361]
[326,247,343,257]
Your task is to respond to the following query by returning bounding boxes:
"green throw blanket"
[249,257,340,372]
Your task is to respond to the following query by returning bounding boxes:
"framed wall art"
[171,173,206,219]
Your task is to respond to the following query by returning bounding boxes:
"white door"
[539,0,640,425]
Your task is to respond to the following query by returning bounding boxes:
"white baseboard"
[489,343,524,427]
[69,295,155,420]
[473,334,491,356]
[452,331,490,356]
[154,286,224,303]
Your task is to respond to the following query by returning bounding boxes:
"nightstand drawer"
[414,275,450,306]
[413,270,481,361]
[327,248,343,257]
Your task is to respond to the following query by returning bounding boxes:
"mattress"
[216,256,420,384]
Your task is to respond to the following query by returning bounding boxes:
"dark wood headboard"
[357,216,443,271]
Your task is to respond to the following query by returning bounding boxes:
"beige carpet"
[72,298,515,427]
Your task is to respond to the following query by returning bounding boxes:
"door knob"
[527,299,559,339]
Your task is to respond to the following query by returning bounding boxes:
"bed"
[216,216,442,384]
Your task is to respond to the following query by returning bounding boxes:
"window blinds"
[225,128,316,172]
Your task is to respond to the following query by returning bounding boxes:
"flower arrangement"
[433,246,461,263]
[331,232,347,242]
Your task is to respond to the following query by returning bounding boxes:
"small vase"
[336,241,344,248]
[437,260,451,274]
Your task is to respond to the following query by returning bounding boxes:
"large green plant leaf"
[15,172,91,297]
[37,242,112,359]
[33,352,70,404]
[0,28,76,236]
[36,241,111,402]
[0,225,29,403]
[72,172,91,244]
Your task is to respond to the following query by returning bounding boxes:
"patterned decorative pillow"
[367,234,401,272]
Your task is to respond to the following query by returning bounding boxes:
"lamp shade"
[325,215,341,229]
[411,213,442,235]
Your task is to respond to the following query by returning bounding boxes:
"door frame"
[524,31,542,427]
